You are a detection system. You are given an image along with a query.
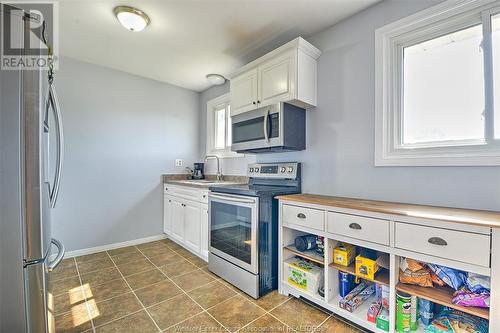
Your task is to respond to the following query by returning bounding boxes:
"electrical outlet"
[175,159,183,167]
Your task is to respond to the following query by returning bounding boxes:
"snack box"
[345,284,375,312]
[333,243,356,266]
[367,302,381,323]
[355,255,379,280]
[376,307,390,332]
[284,257,324,295]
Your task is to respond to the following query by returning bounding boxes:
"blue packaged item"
[425,308,488,333]
[339,271,355,298]
[466,273,491,293]
[427,264,466,290]
[418,298,434,326]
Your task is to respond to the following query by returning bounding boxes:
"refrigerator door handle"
[48,84,64,208]
[47,238,65,272]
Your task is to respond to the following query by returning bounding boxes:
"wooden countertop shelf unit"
[395,283,489,320]
[276,194,500,228]
[284,245,325,265]
[330,263,390,286]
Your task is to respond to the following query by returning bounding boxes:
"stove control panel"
[247,163,299,179]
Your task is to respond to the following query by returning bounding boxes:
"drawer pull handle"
[349,223,362,230]
[297,213,306,219]
[428,237,447,246]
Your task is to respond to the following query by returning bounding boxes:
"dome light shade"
[113,6,150,32]
[206,74,226,85]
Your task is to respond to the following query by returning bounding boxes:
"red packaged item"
[367,302,381,323]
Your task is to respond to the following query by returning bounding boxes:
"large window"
[375,0,500,166]
[206,93,241,158]
[493,13,500,138]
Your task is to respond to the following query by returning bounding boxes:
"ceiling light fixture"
[113,6,151,32]
[206,74,226,85]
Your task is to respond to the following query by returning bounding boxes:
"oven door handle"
[263,108,270,143]
[209,193,257,204]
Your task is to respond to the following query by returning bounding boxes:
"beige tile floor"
[49,238,364,333]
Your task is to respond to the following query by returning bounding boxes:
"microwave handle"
[263,109,270,143]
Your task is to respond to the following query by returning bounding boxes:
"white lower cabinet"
[163,195,173,234]
[163,184,209,261]
[169,198,185,243]
[183,201,201,253]
[200,205,209,258]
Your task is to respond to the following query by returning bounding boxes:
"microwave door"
[231,105,278,151]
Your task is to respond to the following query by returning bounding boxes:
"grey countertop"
[162,174,247,189]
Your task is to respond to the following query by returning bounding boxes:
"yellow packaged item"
[355,255,379,280]
[333,243,356,266]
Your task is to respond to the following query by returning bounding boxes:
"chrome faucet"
[204,155,222,181]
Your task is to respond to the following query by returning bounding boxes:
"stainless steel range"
[208,162,301,298]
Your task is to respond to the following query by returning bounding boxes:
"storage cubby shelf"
[330,294,386,333]
[284,244,324,265]
[330,263,390,286]
[282,280,324,303]
[395,283,489,320]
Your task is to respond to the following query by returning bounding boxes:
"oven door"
[209,192,259,274]
[231,103,283,152]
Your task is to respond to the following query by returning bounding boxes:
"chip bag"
[399,258,433,287]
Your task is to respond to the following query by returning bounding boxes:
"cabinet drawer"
[282,205,324,231]
[327,212,390,246]
[395,223,491,267]
[199,191,209,204]
[164,185,200,202]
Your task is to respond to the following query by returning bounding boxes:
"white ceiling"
[59,0,379,92]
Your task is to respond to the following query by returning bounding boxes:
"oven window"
[232,117,266,143]
[211,201,253,264]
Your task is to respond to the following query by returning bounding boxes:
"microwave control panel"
[247,163,298,179]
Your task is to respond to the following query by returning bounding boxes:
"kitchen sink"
[174,179,232,185]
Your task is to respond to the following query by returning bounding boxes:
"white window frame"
[375,0,500,166]
[206,93,243,158]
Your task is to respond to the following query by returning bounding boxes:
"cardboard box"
[344,284,375,312]
[376,307,390,332]
[333,243,356,266]
[355,255,379,280]
[284,257,324,295]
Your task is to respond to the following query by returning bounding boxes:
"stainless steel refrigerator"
[0,5,65,333]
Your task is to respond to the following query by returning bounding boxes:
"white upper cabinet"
[258,50,296,107]
[230,68,259,114]
[230,37,321,116]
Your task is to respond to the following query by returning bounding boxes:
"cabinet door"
[163,195,173,235]
[170,199,185,242]
[200,206,209,259]
[258,50,296,106]
[183,201,201,253]
[230,68,258,116]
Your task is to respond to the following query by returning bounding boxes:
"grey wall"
[200,0,500,211]
[53,57,200,251]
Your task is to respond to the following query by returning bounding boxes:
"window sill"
[375,146,500,166]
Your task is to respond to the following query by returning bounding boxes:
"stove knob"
[280,167,286,173]
[249,168,254,173]
[287,167,294,173]
[255,167,259,173]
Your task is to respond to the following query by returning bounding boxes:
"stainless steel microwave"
[231,102,306,153]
